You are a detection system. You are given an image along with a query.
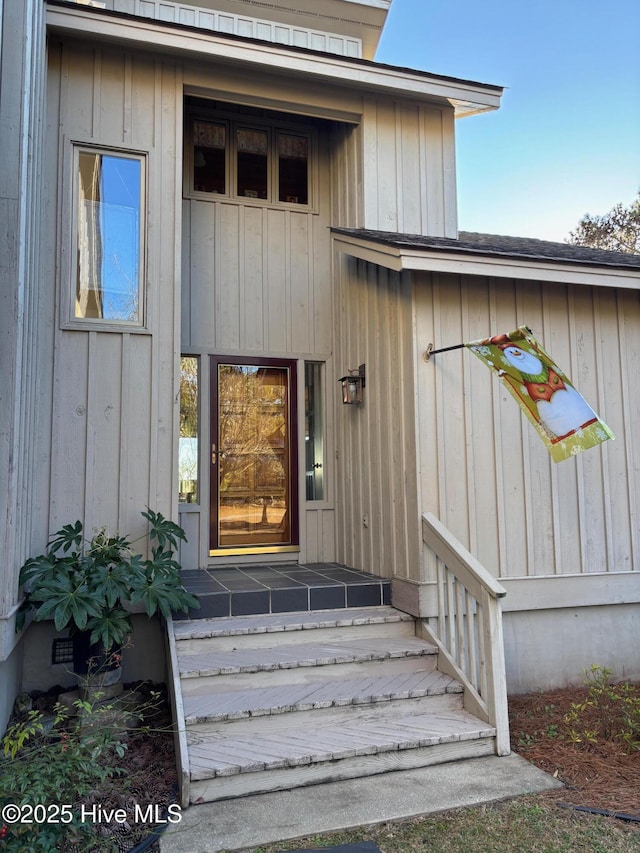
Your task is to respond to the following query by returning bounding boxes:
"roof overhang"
[46,2,503,118]
[331,230,640,290]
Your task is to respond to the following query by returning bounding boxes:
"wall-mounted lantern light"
[338,364,365,404]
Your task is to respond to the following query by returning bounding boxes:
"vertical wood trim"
[84,331,98,529]
[118,333,131,530]
[262,206,270,349]
[238,204,246,348]
[617,290,638,570]
[441,109,458,238]
[91,48,102,139]
[515,281,535,576]
[147,59,163,511]
[123,53,133,144]
[488,280,508,573]
[542,296,562,574]
[567,288,588,572]
[592,288,615,570]
[461,284,476,556]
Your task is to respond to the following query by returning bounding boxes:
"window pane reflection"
[76,151,143,323]
[305,362,324,500]
[179,356,199,503]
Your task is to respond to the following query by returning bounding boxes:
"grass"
[245,797,640,853]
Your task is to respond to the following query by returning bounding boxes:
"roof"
[332,228,640,270]
[331,228,640,289]
[46,1,503,118]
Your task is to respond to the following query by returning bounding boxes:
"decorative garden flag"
[465,326,614,463]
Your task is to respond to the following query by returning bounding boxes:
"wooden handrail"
[420,512,510,756]
[422,513,506,600]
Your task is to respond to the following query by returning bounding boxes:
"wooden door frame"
[209,355,299,556]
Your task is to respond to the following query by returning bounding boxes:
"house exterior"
[1,0,639,736]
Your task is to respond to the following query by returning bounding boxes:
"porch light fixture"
[339,364,365,404]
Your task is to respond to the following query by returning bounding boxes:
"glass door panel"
[210,357,298,554]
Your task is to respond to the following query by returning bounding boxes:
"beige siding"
[333,253,421,580]
[183,201,332,355]
[360,98,457,237]
[0,0,47,678]
[45,41,182,542]
[414,272,640,579]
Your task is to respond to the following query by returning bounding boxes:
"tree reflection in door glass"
[218,365,291,547]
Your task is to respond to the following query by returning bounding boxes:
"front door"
[210,356,299,555]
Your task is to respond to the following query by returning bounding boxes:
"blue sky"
[376,0,640,242]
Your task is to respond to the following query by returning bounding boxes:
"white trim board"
[499,572,640,612]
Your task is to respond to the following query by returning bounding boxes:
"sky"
[376,0,640,242]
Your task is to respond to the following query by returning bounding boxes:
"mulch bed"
[509,684,640,816]
[12,682,178,852]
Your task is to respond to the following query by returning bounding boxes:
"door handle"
[211,443,217,465]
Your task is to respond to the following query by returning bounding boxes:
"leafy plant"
[18,508,199,651]
[1,698,127,852]
[563,664,640,753]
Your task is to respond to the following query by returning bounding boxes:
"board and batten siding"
[45,40,182,544]
[181,123,336,566]
[414,271,640,581]
[333,253,421,580]
[0,0,47,733]
[359,97,457,237]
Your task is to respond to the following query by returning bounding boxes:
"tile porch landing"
[177,563,390,620]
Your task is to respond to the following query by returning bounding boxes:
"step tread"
[178,636,437,678]
[183,669,462,723]
[187,709,495,780]
[173,606,412,641]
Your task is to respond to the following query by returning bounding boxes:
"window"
[237,128,268,199]
[179,356,199,503]
[74,148,145,325]
[304,362,324,500]
[193,121,226,194]
[188,113,312,206]
[278,133,309,205]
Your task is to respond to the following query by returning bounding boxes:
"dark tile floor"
[175,563,391,619]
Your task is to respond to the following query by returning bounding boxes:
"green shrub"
[0,698,128,852]
[563,664,640,753]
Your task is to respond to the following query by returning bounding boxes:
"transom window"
[189,112,312,206]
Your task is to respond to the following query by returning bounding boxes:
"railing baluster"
[445,569,456,658]
[465,589,478,692]
[455,576,466,673]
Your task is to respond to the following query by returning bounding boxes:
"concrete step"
[183,668,462,726]
[187,708,496,802]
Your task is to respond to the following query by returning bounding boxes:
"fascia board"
[332,235,640,290]
[45,6,502,115]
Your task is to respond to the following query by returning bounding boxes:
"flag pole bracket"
[424,342,466,362]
